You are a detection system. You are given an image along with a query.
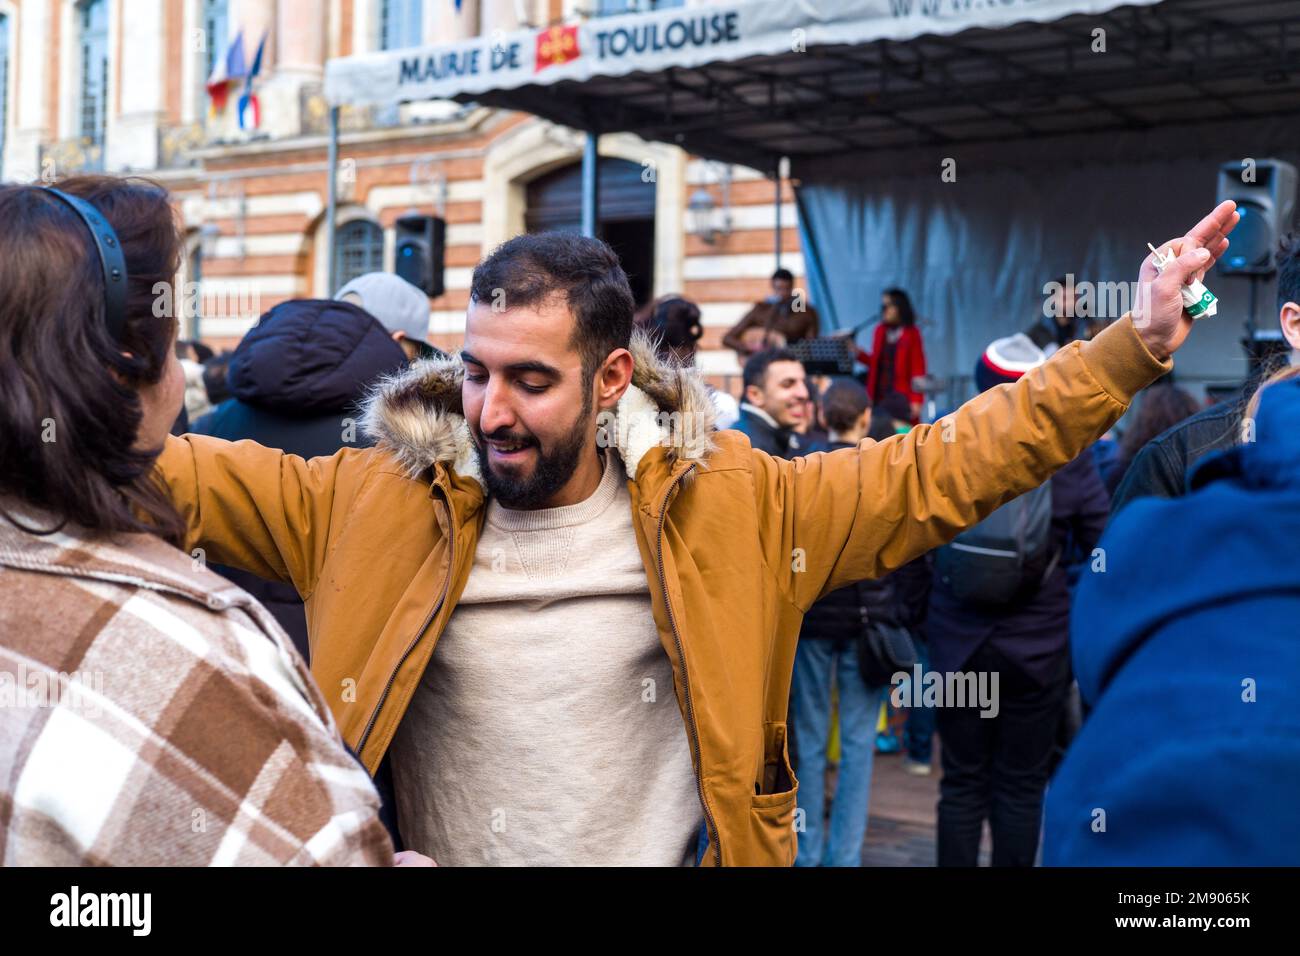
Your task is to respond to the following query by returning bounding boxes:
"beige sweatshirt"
[390,453,702,865]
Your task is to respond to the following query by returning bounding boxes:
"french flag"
[237,33,267,132]
[206,30,246,113]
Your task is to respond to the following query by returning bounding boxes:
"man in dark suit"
[733,347,810,459]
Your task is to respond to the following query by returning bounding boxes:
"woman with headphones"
[0,176,414,865]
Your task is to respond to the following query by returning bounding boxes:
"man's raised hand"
[1131,200,1240,361]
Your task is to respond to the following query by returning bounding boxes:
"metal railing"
[158,122,207,169]
[301,85,402,137]
[38,137,104,177]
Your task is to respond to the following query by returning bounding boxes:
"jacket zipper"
[655,463,721,866]
[355,490,456,764]
[355,474,720,862]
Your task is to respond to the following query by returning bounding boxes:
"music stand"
[790,337,856,376]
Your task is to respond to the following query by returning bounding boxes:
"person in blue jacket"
[1044,370,1300,866]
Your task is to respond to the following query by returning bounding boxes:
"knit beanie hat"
[975,332,1047,392]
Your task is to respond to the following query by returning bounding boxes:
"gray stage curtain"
[793,113,1300,403]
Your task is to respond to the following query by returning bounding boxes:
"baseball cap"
[334,272,430,342]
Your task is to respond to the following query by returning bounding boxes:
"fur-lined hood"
[359,329,719,485]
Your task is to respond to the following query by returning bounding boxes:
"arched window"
[380,0,423,51]
[0,13,10,176]
[77,0,109,148]
[334,220,384,291]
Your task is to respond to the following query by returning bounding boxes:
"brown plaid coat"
[0,507,393,866]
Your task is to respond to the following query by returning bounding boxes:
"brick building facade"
[0,0,807,386]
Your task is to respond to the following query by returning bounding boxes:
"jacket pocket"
[744,721,799,866]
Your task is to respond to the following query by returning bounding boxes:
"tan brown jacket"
[155,317,1168,866]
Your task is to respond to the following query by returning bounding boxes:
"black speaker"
[1215,159,1297,276]
[394,214,446,297]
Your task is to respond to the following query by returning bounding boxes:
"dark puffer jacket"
[190,299,408,658]
[800,576,897,643]
[194,299,407,458]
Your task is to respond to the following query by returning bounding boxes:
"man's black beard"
[475,394,593,510]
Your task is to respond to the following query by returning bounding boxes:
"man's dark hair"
[1050,275,1086,319]
[469,232,634,385]
[176,339,214,363]
[876,391,914,423]
[821,380,871,434]
[771,267,795,284]
[203,350,235,405]
[1278,232,1300,309]
[743,347,801,392]
[868,408,902,442]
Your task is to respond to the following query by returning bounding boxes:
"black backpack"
[935,481,1056,605]
[857,618,918,688]
[851,578,919,688]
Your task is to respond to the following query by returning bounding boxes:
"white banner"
[325,0,1163,108]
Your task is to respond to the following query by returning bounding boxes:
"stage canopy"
[323,0,1300,390]
[325,0,1299,173]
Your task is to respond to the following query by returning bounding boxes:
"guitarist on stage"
[723,267,821,359]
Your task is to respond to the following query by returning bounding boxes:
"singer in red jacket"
[865,288,928,421]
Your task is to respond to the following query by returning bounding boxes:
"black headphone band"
[42,187,129,343]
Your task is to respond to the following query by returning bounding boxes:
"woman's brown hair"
[1117,382,1202,467]
[1246,362,1300,423]
[0,175,186,545]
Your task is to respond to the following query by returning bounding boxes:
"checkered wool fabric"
[0,508,393,866]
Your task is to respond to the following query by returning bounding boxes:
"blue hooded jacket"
[1044,378,1300,865]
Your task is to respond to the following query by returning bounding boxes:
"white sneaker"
[902,757,932,776]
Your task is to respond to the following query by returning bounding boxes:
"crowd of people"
[1,173,1295,867]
